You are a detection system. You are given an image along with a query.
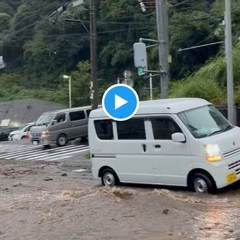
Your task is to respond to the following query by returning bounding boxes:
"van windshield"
[178,105,233,139]
[17,124,28,131]
[35,114,54,126]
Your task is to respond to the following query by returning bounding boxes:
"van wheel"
[192,173,214,193]
[101,169,118,187]
[56,134,68,147]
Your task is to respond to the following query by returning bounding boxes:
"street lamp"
[63,75,72,108]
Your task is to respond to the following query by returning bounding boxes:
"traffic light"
[138,67,146,76]
[133,42,147,68]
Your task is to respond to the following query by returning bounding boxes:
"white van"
[88,98,240,193]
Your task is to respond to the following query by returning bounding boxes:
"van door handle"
[154,144,161,148]
[142,144,146,152]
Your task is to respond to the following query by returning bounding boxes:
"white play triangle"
[115,94,128,110]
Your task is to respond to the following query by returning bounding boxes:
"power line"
[8,27,150,40]
[170,0,189,8]
[178,41,224,52]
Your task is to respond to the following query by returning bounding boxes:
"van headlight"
[42,131,50,137]
[204,144,222,162]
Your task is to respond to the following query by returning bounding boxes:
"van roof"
[89,98,210,118]
[42,105,93,115]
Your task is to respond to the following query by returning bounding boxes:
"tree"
[57,61,92,107]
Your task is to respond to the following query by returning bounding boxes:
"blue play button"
[102,84,139,121]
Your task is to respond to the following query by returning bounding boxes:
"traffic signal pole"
[155,0,169,99]
[134,0,169,99]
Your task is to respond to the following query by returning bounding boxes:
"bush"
[169,77,226,106]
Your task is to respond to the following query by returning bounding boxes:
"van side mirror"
[171,132,186,143]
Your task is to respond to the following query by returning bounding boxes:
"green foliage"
[57,61,92,107]
[169,77,226,106]
[1,0,240,106]
[0,13,11,32]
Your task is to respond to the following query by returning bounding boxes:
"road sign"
[123,70,132,79]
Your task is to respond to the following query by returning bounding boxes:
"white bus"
[88,98,240,193]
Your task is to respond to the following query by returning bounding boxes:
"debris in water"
[12,183,22,187]
[44,178,53,181]
[61,173,67,177]
[162,209,169,214]
[200,224,216,230]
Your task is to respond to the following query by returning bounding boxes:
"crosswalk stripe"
[25,148,89,161]
[0,145,41,154]
[0,144,79,156]
[0,145,38,153]
[0,145,87,159]
[0,147,42,157]
[15,146,89,160]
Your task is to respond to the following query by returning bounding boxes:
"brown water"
[1,159,240,240]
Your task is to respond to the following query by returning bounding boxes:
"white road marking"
[0,144,89,162]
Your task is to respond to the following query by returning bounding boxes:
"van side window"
[117,118,146,140]
[94,120,113,140]
[69,111,85,121]
[54,113,66,123]
[151,117,182,140]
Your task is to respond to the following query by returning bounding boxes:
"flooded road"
[152,187,240,240]
[0,159,240,240]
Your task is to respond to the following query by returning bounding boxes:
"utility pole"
[89,0,98,110]
[155,0,169,99]
[225,0,235,125]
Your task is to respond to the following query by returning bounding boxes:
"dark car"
[0,127,19,141]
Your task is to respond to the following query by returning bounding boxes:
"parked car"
[8,122,34,141]
[0,127,19,141]
[30,106,95,147]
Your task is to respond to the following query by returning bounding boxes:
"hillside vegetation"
[1,0,240,106]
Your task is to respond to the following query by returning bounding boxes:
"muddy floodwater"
[0,159,240,240]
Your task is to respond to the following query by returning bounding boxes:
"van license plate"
[33,141,38,145]
[226,172,237,184]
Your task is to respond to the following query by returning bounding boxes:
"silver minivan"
[30,106,92,147]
